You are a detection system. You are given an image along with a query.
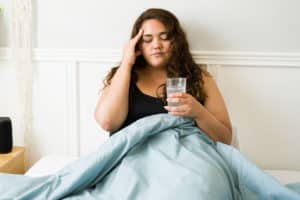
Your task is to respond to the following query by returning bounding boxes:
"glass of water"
[166,77,187,106]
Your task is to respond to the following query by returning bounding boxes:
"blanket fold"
[0,114,299,200]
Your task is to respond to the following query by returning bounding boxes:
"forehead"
[141,19,168,34]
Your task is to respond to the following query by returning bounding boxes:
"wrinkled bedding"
[0,114,300,200]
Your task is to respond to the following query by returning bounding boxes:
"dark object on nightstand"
[0,117,13,153]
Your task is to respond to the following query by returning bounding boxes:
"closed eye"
[142,35,153,43]
[159,32,169,40]
[142,32,170,43]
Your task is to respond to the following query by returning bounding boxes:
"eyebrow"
[143,31,169,37]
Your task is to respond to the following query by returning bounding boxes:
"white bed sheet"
[25,155,300,185]
[265,170,300,185]
[25,155,78,177]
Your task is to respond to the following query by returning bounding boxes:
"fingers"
[166,92,188,104]
[164,93,194,116]
[164,105,186,116]
[121,29,143,66]
[132,29,143,44]
[164,93,188,114]
[166,97,185,105]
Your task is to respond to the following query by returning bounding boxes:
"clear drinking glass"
[166,77,187,106]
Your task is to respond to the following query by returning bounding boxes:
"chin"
[147,59,168,68]
[148,63,165,68]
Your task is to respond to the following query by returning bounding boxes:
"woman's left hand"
[164,92,203,119]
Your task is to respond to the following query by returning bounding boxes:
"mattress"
[25,155,300,185]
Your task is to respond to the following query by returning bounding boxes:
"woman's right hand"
[121,29,144,68]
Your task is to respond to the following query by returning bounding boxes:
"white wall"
[0,0,10,46]
[35,0,300,51]
[218,64,300,170]
[0,1,300,170]
[0,52,24,146]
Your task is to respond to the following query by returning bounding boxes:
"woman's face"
[139,19,172,69]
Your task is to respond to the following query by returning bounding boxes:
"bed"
[1,114,299,199]
[25,155,300,185]
[25,126,300,185]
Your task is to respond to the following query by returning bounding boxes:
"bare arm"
[194,74,232,144]
[94,29,143,132]
[94,64,131,132]
[165,73,232,144]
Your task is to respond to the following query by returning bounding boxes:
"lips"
[152,52,164,56]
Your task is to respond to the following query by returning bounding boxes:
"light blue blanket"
[1,114,300,200]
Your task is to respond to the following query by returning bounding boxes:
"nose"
[152,37,162,49]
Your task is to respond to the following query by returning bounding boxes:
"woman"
[95,8,232,144]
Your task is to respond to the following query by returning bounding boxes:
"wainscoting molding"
[64,61,80,156]
[1,48,300,66]
[2,48,300,158]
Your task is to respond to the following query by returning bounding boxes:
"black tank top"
[113,82,167,133]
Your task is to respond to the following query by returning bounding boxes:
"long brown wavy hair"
[104,8,208,104]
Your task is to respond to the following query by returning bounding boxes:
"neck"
[138,66,167,85]
[148,67,166,82]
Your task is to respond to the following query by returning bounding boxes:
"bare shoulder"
[200,69,221,102]
[197,64,219,94]
[201,69,215,88]
[200,69,232,131]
